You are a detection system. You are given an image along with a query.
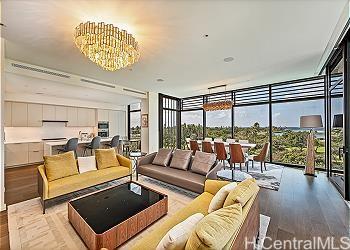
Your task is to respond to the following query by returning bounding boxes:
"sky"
[181,98,343,127]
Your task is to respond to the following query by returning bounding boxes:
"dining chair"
[214,142,227,169]
[226,138,236,144]
[185,138,191,149]
[202,141,214,153]
[214,138,223,142]
[82,136,101,156]
[204,137,213,141]
[249,142,270,173]
[239,139,249,156]
[189,140,200,155]
[229,143,248,172]
[57,138,79,157]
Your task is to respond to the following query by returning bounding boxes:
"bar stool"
[106,135,120,153]
[57,138,78,157]
[83,136,101,156]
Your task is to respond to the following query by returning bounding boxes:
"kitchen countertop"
[44,138,113,146]
[4,139,43,144]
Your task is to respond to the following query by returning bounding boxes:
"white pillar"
[0,1,6,211]
[141,92,159,153]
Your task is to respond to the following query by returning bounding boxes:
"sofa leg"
[130,174,132,181]
[136,172,139,181]
[41,199,46,214]
[256,230,260,245]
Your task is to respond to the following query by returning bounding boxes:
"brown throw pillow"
[44,151,79,182]
[95,148,120,169]
[191,151,216,175]
[152,148,173,166]
[169,150,192,170]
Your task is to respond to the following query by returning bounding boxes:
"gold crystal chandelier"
[203,85,233,112]
[74,22,140,71]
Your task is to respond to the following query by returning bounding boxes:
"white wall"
[0,2,6,211]
[148,92,159,153]
[140,92,158,153]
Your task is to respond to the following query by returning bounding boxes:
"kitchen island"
[44,138,113,156]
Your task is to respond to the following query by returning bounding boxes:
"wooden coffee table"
[68,181,168,250]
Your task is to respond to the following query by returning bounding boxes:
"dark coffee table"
[68,181,168,250]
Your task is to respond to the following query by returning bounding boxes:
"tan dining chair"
[202,141,214,153]
[214,142,227,169]
[189,140,200,155]
[229,143,248,172]
[185,138,191,149]
[249,142,270,173]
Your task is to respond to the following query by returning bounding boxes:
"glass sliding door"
[326,42,349,200]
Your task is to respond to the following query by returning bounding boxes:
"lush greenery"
[179,122,330,169]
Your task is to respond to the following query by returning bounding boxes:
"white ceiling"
[2,0,347,98]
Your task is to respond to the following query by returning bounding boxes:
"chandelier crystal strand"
[74,22,140,71]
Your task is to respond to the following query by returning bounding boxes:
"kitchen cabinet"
[88,108,96,126]
[4,101,12,127]
[97,109,109,122]
[67,107,78,127]
[118,111,126,136]
[77,108,89,126]
[5,143,29,167]
[43,105,56,120]
[11,102,28,127]
[108,110,118,137]
[55,106,68,121]
[28,142,44,163]
[27,103,43,127]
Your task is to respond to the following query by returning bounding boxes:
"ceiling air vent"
[123,88,146,95]
[80,78,116,88]
[11,63,71,78]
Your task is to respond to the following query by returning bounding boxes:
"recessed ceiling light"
[156,78,164,82]
[35,92,44,95]
[203,34,209,38]
[224,57,234,62]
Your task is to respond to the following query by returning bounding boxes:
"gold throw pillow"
[95,148,120,169]
[44,151,78,182]
[223,178,259,207]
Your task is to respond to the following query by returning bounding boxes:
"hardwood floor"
[0,165,349,249]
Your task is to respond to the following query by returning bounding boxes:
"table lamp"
[300,115,323,176]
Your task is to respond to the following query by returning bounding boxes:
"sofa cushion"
[190,151,216,175]
[169,149,192,170]
[131,192,214,250]
[95,148,120,169]
[77,156,97,173]
[156,213,204,250]
[152,148,173,167]
[44,151,78,182]
[208,182,237,213]
[138,164,206,193]
[223,178,259,207]
[48,166,130,198]
[185,204,243,250]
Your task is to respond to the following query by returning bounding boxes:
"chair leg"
[83,148,87,157]
[246,162,249,172]
[136,172,139,181]
[264,161,267,170]
[260,162,263,173]
[231,168,234,181]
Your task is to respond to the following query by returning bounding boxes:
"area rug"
[8,176,270,250]
[217,162,284,191]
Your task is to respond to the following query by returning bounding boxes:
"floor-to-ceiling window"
[205,109,231,140]
[159,94,181,149]
[271,99,325,168]
[181,110,203,149]
[234,104,269,157]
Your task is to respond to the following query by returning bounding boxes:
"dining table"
[196,140,256,149]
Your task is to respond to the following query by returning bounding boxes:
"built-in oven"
[98,122,109,138]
